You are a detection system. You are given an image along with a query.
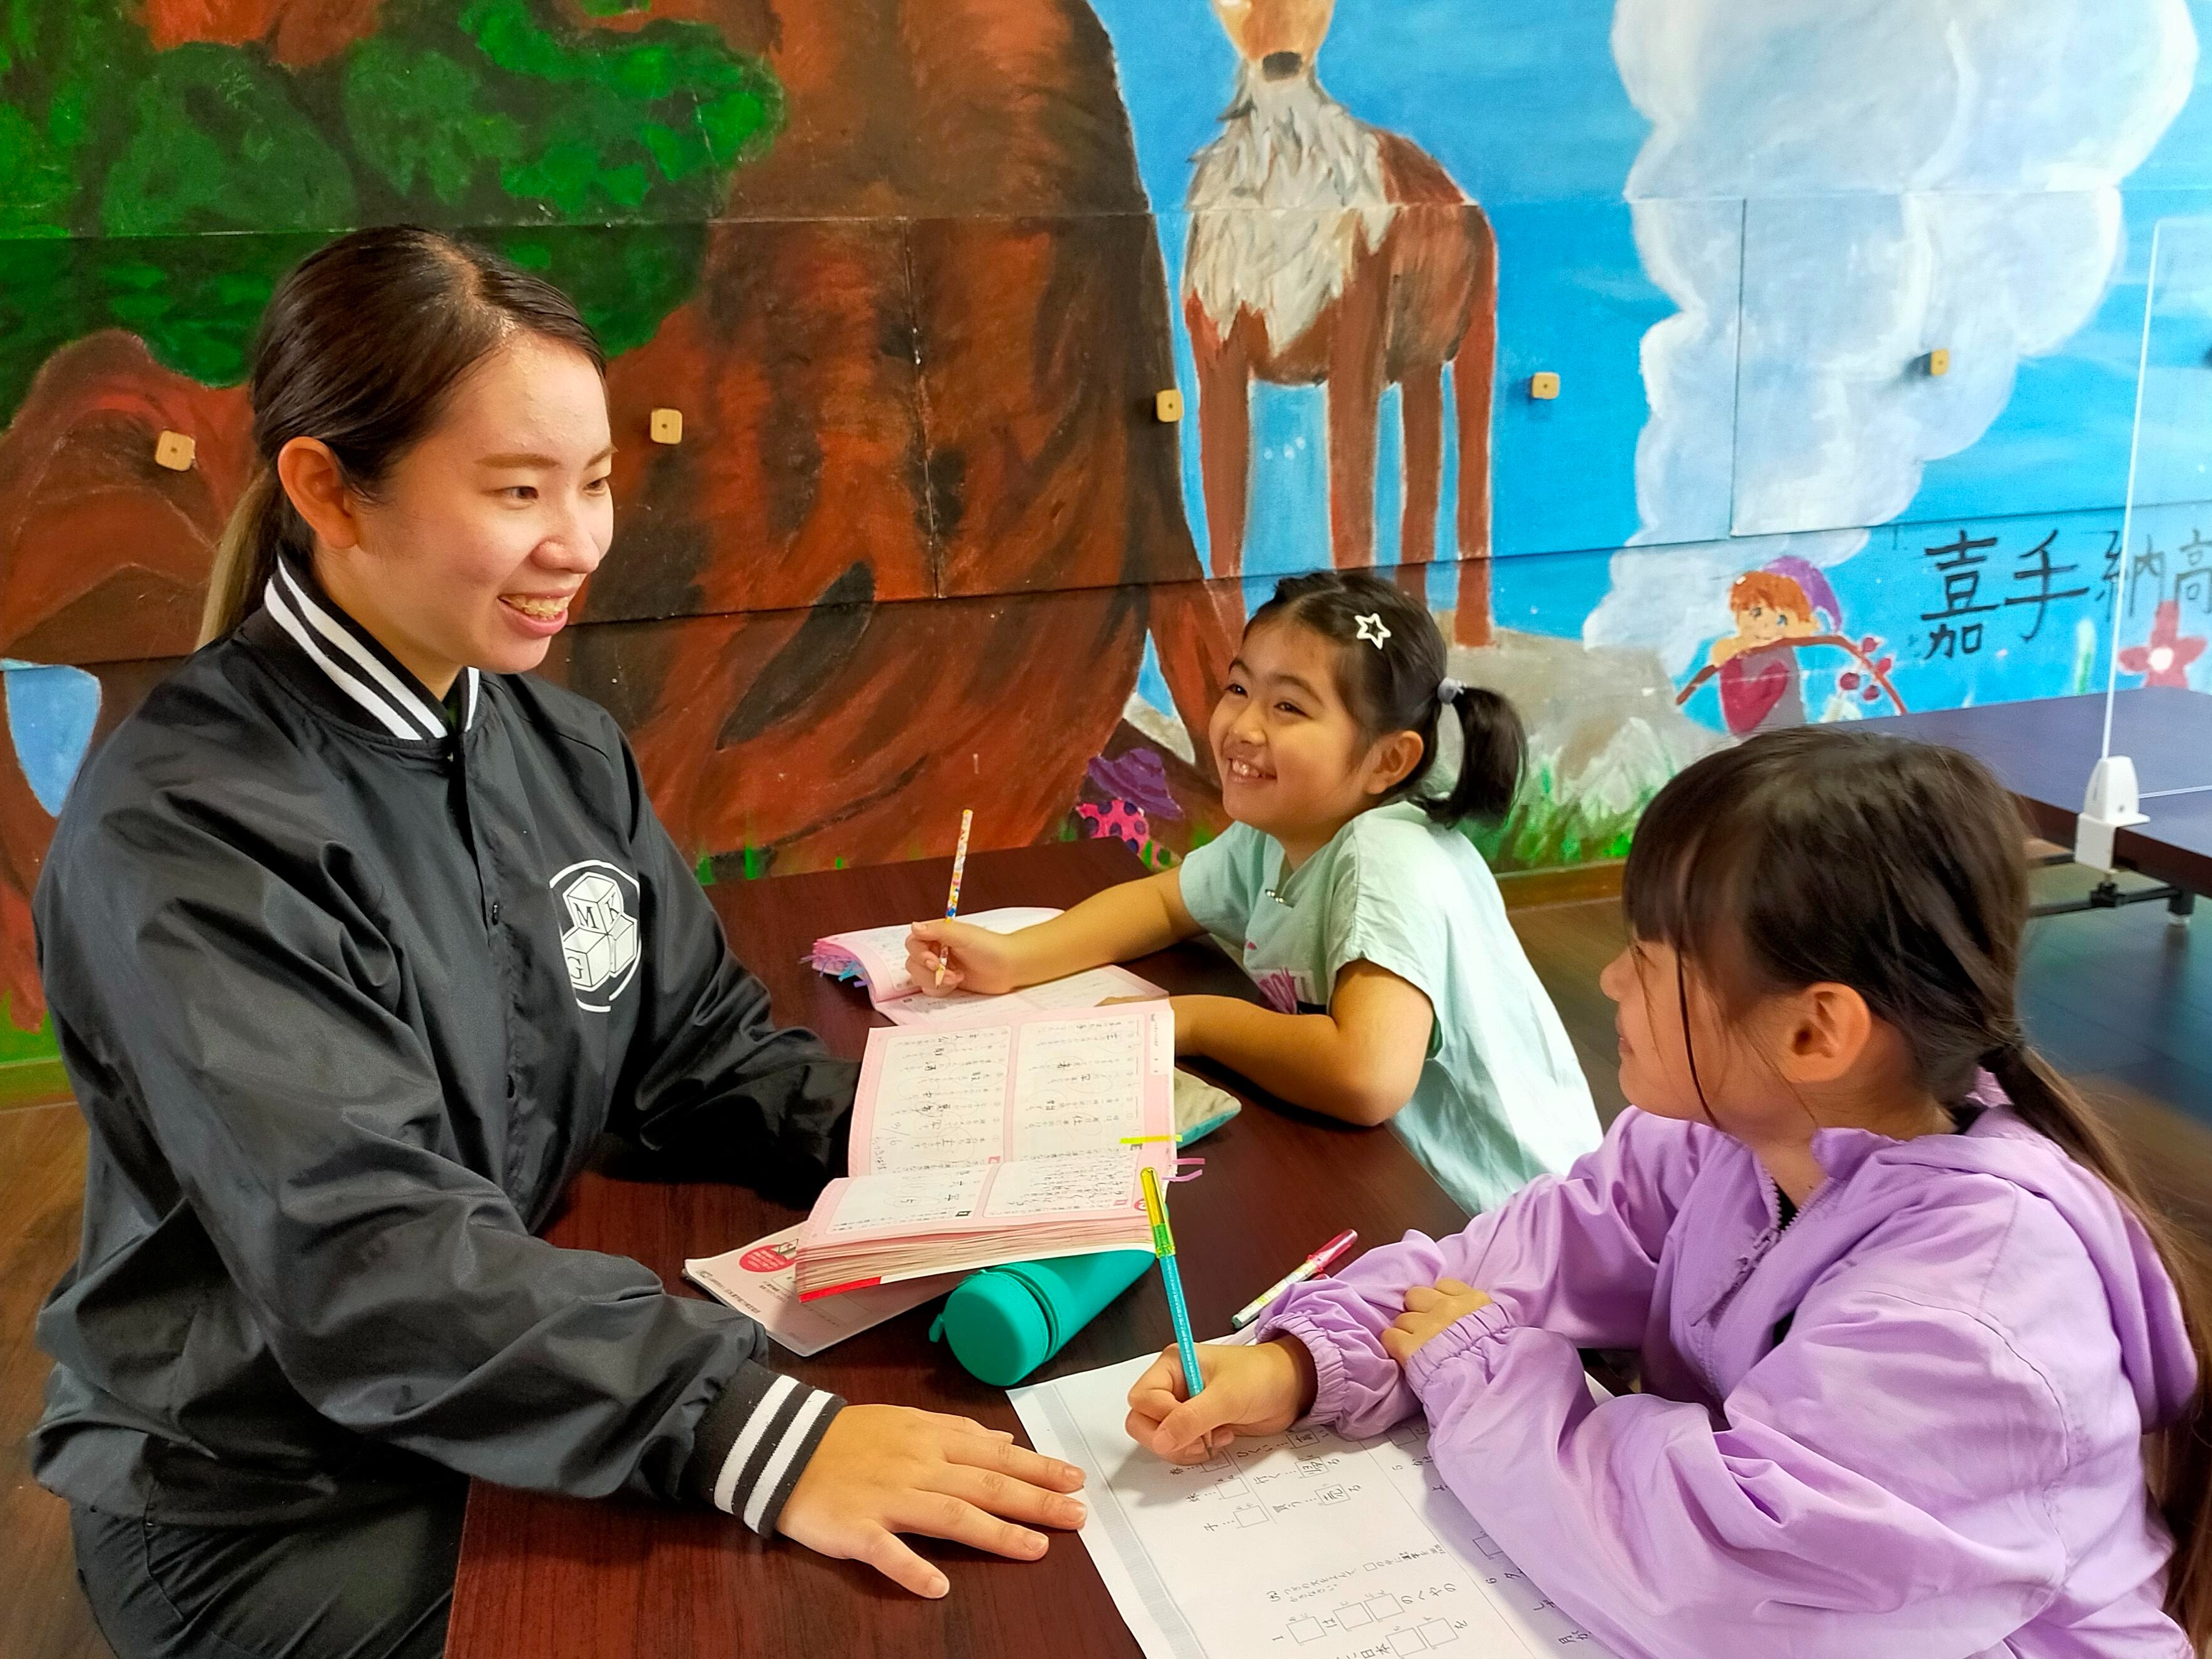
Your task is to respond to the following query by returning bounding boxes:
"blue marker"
[1139,1163,1203,1398]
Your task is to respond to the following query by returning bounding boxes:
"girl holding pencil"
[1129,730,2211,1656]
[907,571,1600,1218]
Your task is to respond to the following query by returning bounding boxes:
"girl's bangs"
[1621,752,1764,995]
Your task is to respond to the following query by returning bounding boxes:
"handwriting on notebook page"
[827,1166,990,1235]
[1010,1013,1147,1159]
[983,1149,1143,1218]
[864,1026,1012,1172]
[875,964,1164,1027]
[875,987,1005,1025]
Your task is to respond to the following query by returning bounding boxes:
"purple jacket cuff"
[1405,1301,1518,1401]
[1257,1313,1359,1426]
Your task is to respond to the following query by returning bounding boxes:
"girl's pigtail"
[1423,682,1523,828]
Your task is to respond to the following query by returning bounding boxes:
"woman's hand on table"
[905,919,1021,996]
[777,1404,1087,1597]
[1124,1337,1317,1464]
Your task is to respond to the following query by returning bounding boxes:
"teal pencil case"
[929,1069,1239,1386]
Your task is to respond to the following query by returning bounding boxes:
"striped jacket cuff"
[682,1364,844,1535]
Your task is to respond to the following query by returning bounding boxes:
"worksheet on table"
[1011,1352,1612,1659]
[877,963,1164,1026]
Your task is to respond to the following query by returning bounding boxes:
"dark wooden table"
[1866,687,2212,899]
[445,840,1466,1659]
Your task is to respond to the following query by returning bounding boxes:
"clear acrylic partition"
[2094,214,2212,855]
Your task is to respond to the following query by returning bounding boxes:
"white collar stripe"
[262,579,426,741]
[713,1375,797,1514]
[741,1391,833,1533]
[463,668,479,731]
[275,564,444,739]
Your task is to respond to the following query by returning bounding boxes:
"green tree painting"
[0,0,782,408]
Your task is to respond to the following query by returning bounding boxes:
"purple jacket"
[1258,1104,2198,1657]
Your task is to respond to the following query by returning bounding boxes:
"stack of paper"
[795,1004,1178,1300]
[808,907,1164,1026]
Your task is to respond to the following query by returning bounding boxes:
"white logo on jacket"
[552,859,641,1011]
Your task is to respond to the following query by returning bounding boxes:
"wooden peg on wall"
[1925,349,1951,377]
[1529,372,1561,401]
[649,407,684,444]
[153,430,196,471]
[1154,388,1184,423]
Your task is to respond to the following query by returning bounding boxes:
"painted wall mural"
[4,0,2212,1056]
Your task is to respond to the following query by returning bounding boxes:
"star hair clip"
[1354,612,1391,649]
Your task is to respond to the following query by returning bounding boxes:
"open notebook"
[809,907,1164,1026]
[794,1003,1178,1300]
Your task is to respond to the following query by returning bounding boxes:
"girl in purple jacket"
[1127,727,2212,1656]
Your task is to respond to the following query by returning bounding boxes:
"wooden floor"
[3,1100,108,1659]
[8,877,2212,1658]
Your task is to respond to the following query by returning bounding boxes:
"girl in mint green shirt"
[909,571,1600,1215]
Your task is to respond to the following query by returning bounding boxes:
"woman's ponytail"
[197,466,290,647]
[1420,681,1523,830]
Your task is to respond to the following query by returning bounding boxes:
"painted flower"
[2117,600,2208,689]
[1086,748,1183,819]
[1077,799,1153,857]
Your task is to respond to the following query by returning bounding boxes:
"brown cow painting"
[1183,0,1498,644]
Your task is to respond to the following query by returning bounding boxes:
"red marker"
[1230,1229,1359,1329]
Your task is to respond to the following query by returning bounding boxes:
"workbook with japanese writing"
[794,1004,1178,1300]
[808,907,1164,1025]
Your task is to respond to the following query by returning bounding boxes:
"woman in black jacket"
[32,226,1083,1659]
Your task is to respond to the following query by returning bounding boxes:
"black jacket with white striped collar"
[31,555,853,1535]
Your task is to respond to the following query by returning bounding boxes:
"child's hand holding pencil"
[1124,1336,1317,1465]
[906,808,1007,995]
[904,918,1022,996]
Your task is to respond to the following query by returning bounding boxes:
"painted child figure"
[1702,569,1822,735]
[1127,728,2210,1658]
[906,571,1601,1216]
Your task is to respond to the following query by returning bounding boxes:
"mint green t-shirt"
[1176,802,1601,1215]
